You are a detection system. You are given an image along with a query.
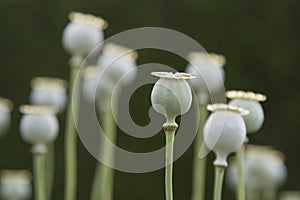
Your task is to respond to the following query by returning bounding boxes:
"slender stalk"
[90,101,116,200]
[33,151,46,200]
[90,163,101,200]
[164,126,176,200]
[64,64,80,200]
[236,144,246,200]
[213,165,225,200]
[46,142,55,200]
[191,104,208,200]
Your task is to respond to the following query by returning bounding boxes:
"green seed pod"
[226,145,287,195]
[19,105,59,144]
[151,72,195,125]
[245,146,287,194]
[97,44,138,85]
[0,97,13,138]
[82,66,115,111]
[227,90,267,133]
[30,77,68,113]
[62,12,107,57]
[0,170,32,200]
[204,104,248,167]
[186,52,226,99]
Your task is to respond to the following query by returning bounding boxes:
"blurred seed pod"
[186,52,226,103]
[97,43,138,85]
[30,77,68,113]
[62,12,107,57]
[226,145,287,197]
[19,105,59,144]
[0,170,32,200]
[82,66,115,111]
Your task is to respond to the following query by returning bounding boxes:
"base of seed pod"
[31,144,47,155]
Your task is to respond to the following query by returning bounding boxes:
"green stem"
[236,144,246,200]
[164,127,176,200]
[64,65,80,200]
[33,152,46,200]
[90,104,116,200]
[213,166,225,200]
[46,142,55,200]
[90,163,101,200]
[191,104,208,200]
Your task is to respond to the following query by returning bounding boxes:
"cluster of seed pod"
[0,77,67,199]
[150,50,293,200]
[0,10,297,200]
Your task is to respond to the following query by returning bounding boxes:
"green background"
[0,0,299,199]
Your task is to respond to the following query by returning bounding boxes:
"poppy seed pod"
[0,97,13,138]
[227,90,267,133]
[204,104,248,167]
[226,145,287,195]
[30,77,68,112]
[62,12,107,57]
[19,105,59,144]
[82,66,115,110]
[151,72,195,126]
[245,145,287,193]
[186,52,226,98]
[0,170,32,200]
[97,43,138,85]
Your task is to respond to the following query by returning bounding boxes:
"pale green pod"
[226,145,287,194]
[151,72,194,125]
[229,99,264,133]
[186,52,226,96]
[227,90,267,133]
[19,106,59,144]
[245,146,287,193]
[204,104,248,167]
[62,12,107,57]
[97,44,138,85]
[82,66,115,111]
[0,170,32,200]
[0,98,13,138]
[29,77,68,112]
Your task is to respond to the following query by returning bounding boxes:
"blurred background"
[0,0,300,199]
